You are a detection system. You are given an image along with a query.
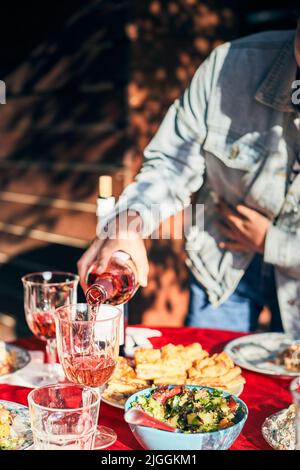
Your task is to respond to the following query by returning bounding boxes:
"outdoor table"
[0,326,293,450]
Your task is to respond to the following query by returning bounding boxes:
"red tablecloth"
[0,327,294,450]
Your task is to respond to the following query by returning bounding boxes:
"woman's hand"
[217,200,271,254]
[77,212,149,289]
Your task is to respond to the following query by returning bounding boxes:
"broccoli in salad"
[131,386,241,433]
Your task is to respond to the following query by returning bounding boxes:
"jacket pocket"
[203,129,266,172]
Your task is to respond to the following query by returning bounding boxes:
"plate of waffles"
[102,343,246,408]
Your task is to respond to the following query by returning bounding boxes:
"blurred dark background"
[0,0,298,339]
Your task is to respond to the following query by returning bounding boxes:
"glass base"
[26,426,117,451]
[93,425,117,449]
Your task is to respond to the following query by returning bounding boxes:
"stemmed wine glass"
[54,303,121,449]
[22,271,79,386]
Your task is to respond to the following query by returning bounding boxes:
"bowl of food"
[0,401,33,450]
[124,385,248,450]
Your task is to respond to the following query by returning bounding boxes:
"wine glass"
[28,383,100,450]
[22,271,79,386]
[54,303,121,449]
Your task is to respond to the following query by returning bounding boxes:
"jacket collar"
[255,34,298,113]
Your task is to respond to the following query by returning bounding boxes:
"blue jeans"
[186,254,283,332]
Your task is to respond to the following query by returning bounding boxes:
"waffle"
[103,343,246,406]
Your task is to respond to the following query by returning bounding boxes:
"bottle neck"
[86,284,108,306]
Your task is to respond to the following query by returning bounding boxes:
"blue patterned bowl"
[125,385,248,450]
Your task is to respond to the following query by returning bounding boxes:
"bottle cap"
[99,175,113,198]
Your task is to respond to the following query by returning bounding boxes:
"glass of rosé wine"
[22,271,79,385]
[54,303,121,449]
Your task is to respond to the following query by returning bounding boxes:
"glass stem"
[45,338,57,377]
[96,386,103,430]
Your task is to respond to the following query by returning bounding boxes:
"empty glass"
[290,376,300,450]
[22,272,79,385]
[28,384,100,450]
[55,303,120,449]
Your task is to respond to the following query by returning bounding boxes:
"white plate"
[0,344,31,380]
[0,400,33,450]
[224,333,299,377]
[228,383,244,397]
[101,396,125,409]
[101,383,244,410]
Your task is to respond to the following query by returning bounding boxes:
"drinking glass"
[290,376,300,450]
[22,272,79,385]
[28,383,100,450]
[55,303,121,449]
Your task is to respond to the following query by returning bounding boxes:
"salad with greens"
[131,385,242,433]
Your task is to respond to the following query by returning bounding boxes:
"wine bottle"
[95,176,127,356]
[86,251,138,306]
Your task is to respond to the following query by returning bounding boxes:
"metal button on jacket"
[285,194,299,214]
[229,145,240,160]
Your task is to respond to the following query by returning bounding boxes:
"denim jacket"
[112,30,300,338]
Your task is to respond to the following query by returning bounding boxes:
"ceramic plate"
[0,400,33,450]
[101,396,125,409]
[228,383,244,398]
[0,343,31,380]
[224,333,299,377]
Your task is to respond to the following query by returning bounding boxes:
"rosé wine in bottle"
[85,251,138,307]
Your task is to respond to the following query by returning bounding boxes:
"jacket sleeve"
[108,51,218,236]
[264,224,300,277]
